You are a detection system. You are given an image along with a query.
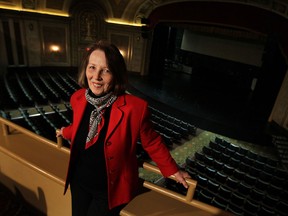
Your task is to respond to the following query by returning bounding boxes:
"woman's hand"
[173,170,191,188]
[56,127,64,137]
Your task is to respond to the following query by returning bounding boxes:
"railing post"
[2,123,10,136]
[56,129,63,148]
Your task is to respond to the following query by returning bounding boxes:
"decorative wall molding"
[41,23,70,66]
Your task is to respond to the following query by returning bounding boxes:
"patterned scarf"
[85,89,117,149]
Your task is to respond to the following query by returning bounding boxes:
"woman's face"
[86,49,113,96]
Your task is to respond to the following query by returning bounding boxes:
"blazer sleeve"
[61,91,79,141]
[139,102,179,177]
[62,125,73,141]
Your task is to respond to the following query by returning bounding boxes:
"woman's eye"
[103,68,110,73]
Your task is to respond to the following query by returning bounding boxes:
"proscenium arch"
[145,1,288,60]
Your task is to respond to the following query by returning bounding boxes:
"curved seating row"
[181,137,288,216]
[2,68,80,110]
[272,135,288,170]
[162,135,287,216]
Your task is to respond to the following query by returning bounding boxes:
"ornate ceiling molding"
[133,0,288,23]
[0,0,287,21]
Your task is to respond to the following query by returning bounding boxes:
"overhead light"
[105,19,146,27]
[0,6,69,17]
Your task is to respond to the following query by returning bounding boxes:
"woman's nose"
[93,70,102,80]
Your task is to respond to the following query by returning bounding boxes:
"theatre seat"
[120,162,231,216]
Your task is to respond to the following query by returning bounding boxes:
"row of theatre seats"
[1,67,79,110]
[1,103,196,156]
[165,137,288,216]
[272,134,288,170]
[0,68,197,158]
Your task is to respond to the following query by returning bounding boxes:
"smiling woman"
[56,40,191,216]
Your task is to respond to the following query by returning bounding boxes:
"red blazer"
[63,89,179,209]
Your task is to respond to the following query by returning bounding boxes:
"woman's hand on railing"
[173,170,191,189]
[56,127,64,137]
[56,128,65,148]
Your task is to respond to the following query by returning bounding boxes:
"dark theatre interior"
[1,0,288,215]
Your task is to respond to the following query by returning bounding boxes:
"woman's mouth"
[92,82,102,88]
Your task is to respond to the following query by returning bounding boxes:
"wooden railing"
[142,162,230,215]
[0,117,71,215]
[0,117,69,153]
[143,162,197,204]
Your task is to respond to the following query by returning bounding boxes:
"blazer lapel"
[105,95,125,142]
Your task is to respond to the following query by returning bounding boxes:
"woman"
[56,40,190,216]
